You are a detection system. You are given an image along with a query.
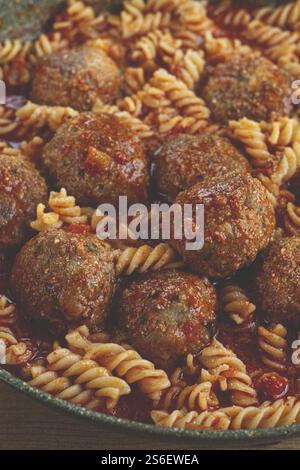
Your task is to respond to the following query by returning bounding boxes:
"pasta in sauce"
[1,0,300,431]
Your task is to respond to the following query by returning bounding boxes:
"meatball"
[170,173,275,279]
[42,112,149,206]
[256,236,300,324]
[10,229,117,334]
[153,133,251,200]
[203,54,292,124]
[31,45,121,111]
[0,155,47,249]
[116,270,218,369]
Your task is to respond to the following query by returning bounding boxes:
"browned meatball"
[202,54,292,124]
[154,133,251,200]
[10,229,117,334]
[256,236,300,325]
[31,45,121,111]
[42,112,149,206]
[116,270,218,369]
[0,155,47,249]
[170,173,275,279]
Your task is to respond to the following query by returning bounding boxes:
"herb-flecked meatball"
[0,155,47,249]
[202,54,292,124]
[154,133,251,200]
[10,229,117,334]
[170,173,275,279]
[116,270,218,369]
[256,236,300,325]
[42,112,149,206]
[31,45,121,111]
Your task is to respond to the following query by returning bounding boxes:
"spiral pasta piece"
[155,381,219,413]
[242,19,299,63]
[229,118,272,167]
[0,106,19,136]
[124,67,146,94]
[121,5,171,39]
[270,144,300,186]
[0,326,17,347]
[92,101,153,139]
[200,340,258,407]
[174,0,214,36]
[168,49,205,90]
[153,397,300,430]
[16,101,79,134]
[150,69,210,125]
[5,341,33,366]
[20,136,44,160]
[0,324,33,365]
[216,7,251,30]
[66,328,171,401]
[151,409,231,430]
[48,188,88,225]
[254,1,300,30]
[267,117,300,147]
[221,285,256,325]
[256,173,280,208]
[31,203,63,232]
[258,324,289,372]
[0,295,16,325]
[47,348,131,409]
[284,202,300,236]
[0,141,22,157]
[0,40,31,64]
[53,0,99,39]
[130,30,166,63]
[28,33,67,65]
[115,243,183,275]
[204,32,253,62]
[28,365,102,409]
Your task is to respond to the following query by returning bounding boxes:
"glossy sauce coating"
[42,112,149,206]
[116,270,218,369]
[170,173,276,279]
[153,133,251,201]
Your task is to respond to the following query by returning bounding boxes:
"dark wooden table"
[0,381,299,450]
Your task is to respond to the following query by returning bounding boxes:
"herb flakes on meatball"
[10,228,117,335]
[116,270,218,369]
[170,173,275,279]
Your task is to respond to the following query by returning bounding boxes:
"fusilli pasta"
[200,340,258,407]
[31,203,63,232]
[151,409,230,430]
[0,295,16,325]
[48,188,88,225]
[47,347,131,409]
[150,69,210,127]
[152,397,300,430]
[229,118,272,167]
[66,327,171,401]
[154,381,219,413]
[16,101,79,134]
[92,100,154,139]
[258,324,289,372]
[284,202,300,236]
[115,243,183,275]
[221,285,256,325]
[254,1,300,30]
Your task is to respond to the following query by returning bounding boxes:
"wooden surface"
[0,380,299,450]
